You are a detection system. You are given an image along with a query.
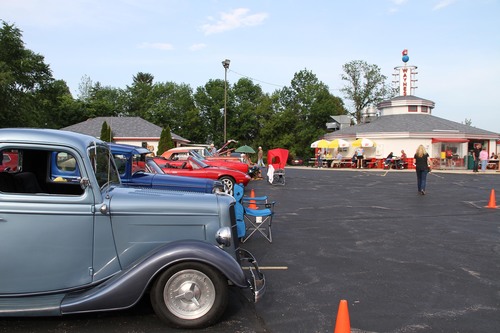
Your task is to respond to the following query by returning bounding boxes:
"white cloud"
[201,8,269,35]
[433,0,457,11]
[137,42,174,50]
[189,43,207,51]
[387,0,408,14]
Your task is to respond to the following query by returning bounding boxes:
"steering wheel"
[132,169,146,176]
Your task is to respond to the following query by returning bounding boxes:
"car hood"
[127,172,215,193]
[105,186,235,267]
[107,186,232,214]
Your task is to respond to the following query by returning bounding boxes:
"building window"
[408,106,418,112]
[421,106,428,113]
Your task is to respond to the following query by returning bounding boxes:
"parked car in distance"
[48,143,226,194]
[0,150,18,172]
[0,128,265,329]
[153,155,251,195]
[109,143,226,194]
[158,148,249,174]
[290,156,304,166]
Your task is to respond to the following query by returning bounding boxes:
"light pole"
[222,59,230,143]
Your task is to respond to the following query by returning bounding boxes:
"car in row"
[48,144,226,194]
[158,147,249,173]
[109,143,228,194]
[0,150,18,172]
[0,128,265,329]
[153,155,251,196]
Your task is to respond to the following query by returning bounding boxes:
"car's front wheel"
[219,176,235,195]
[150,262,229,329]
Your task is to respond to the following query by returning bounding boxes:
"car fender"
[61,240,247,314]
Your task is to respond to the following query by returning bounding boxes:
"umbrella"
[235,145,256,153]
[310,139,330,148]
[328,139,349,149]
[352,138,376,148]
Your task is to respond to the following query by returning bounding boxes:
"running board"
[0,294,64,316]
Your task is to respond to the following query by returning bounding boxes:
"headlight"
[216,227,231,247]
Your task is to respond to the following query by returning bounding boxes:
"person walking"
[257,146,265,167]
[414,145,431,195]
[479,147,489,172]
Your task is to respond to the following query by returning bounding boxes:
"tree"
[77,75,93,102]
[100,121,112,142]
[85,83,127,117]
[157,126,174,156]
[194,79,227,146]
[230,78,265,145]
[35,79,76,128]
[0,21,54,127]
[133,72,154,85]
[340,60,393,123]
[125,72,154,119]
[149,82,196,135]
[261,69,347,160]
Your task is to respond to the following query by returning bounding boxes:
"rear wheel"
[219,176,235,195]
[150,262,229,329]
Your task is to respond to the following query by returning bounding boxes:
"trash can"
[467,154,474,170]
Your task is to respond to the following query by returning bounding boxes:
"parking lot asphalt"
[239,167,500,333]
[1,167,499,333]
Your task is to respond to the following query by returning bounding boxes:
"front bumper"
[238,248,266,302]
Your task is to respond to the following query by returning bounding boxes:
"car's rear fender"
[60,240,247,314]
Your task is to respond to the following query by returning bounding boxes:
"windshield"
[190,150,206,160]
[146,158,164,174]
[189,157,209,169]
[88,145,120,189]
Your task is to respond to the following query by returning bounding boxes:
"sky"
[1,0,499,133]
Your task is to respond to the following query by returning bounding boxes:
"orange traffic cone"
[485,189,497,209]
[248,189,257,209]
[333,300,350,333]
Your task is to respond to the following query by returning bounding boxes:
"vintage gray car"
[0,128,265,328]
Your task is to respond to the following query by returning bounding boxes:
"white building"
[324,51,500,170]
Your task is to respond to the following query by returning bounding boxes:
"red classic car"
[160,148,249,174]
[153,156,251,195]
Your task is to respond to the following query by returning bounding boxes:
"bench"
[365,159,379,168]
[340,159,354,168]
[330,159,342,168]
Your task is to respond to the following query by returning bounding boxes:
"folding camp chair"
[241,192,275,243]
[267,148,289,185]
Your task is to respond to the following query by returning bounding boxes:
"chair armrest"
[264,201,276,210]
